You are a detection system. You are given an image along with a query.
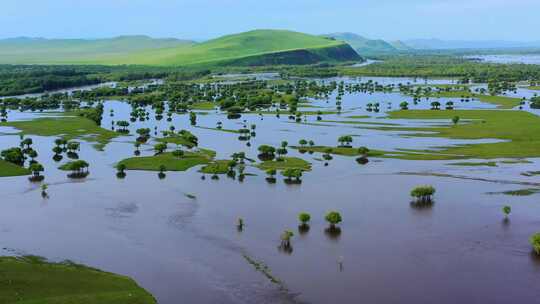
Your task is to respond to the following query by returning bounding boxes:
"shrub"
[298,213,311,224]
[410,185,436,202]
[325,211,342,227]
[530,233,540,255]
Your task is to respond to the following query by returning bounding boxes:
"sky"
[1,0,539,41]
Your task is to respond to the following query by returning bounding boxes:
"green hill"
[0,35,194,64]
[100,30,360,66]
[0,30,360,67]
[389,40,413,51]
[325,32,411,55]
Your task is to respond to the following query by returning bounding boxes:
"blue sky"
[1,0,538,41]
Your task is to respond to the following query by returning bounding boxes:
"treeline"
[339,55,540,82]
[0,65,211,97]
[0,66,101,96]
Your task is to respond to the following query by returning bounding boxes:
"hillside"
[0,35,194,64]
[102,30,360,66]
[325,32,414,55]
[0,30,360,66]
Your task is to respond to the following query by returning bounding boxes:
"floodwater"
[1,77,540,304]
[466,54,540,65]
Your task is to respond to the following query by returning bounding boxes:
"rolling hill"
[325,32,412,55]
[0,35,194,64]
[0,30,360,67]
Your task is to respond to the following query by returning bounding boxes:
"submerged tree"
[298,212,311,234]
[158,165,167,179]
[282,168,302,184]
[502,205,512,218]
[28,162,45,182]
[338,135,353,147]
[154,143,167,155]
[530,233,540,255]
[116,163,127,179]
[325,211,342,229]
[265,169,277,183]
[410,185,436,207]
[40,183,48,198]
[280,230,294,250]
[65,160,90,178]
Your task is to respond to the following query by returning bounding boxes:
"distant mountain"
[0,35,195,64]
[324,33,410,55]
[389,40,413,51]
[0,30,360,66]
[404,38,540,50]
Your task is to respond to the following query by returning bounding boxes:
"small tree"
[358,146,370,156]
[40,183,48,198]
[282,168,302,183]
[280,230,294,248]
[530,233,540,255]
[410,185,436,203]
[237,218,244,231]
[28,162,45,182]
[502,205,511,218]
[154,143,167,154]
[399,101,409,110]
[338,135,353,147]
[325,211,342,228]
[452,116,460,125]
[299,213,311,225]
[266,169,277,183]
[172,149,184,158]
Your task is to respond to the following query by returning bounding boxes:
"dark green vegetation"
[340,55,540,82]
[530,233,540,255]
[0,256,156,304]
[0,30,360,67]
[118,149,215,172]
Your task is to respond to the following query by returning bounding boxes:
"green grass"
[200,160,231,174]
[23,30,352,66]
[501,189,540,196]
[253,110,341,116]
[528,86,540,90]
[155,135,197,148]
[256,157,312,171]
[345,115,371,119]
[118,149,215,172]
[320,119,398,126]
[0,255,156,304]
[0,114,117,150]
[419,91,522,109]
[291,145,386,157]
[448,161,498,167]
[0,35,193,65]
[195,126,240,134]
[0,160,30,177]
[189,102,216,110]
[116,30,347,66]
[373,110,540,159]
